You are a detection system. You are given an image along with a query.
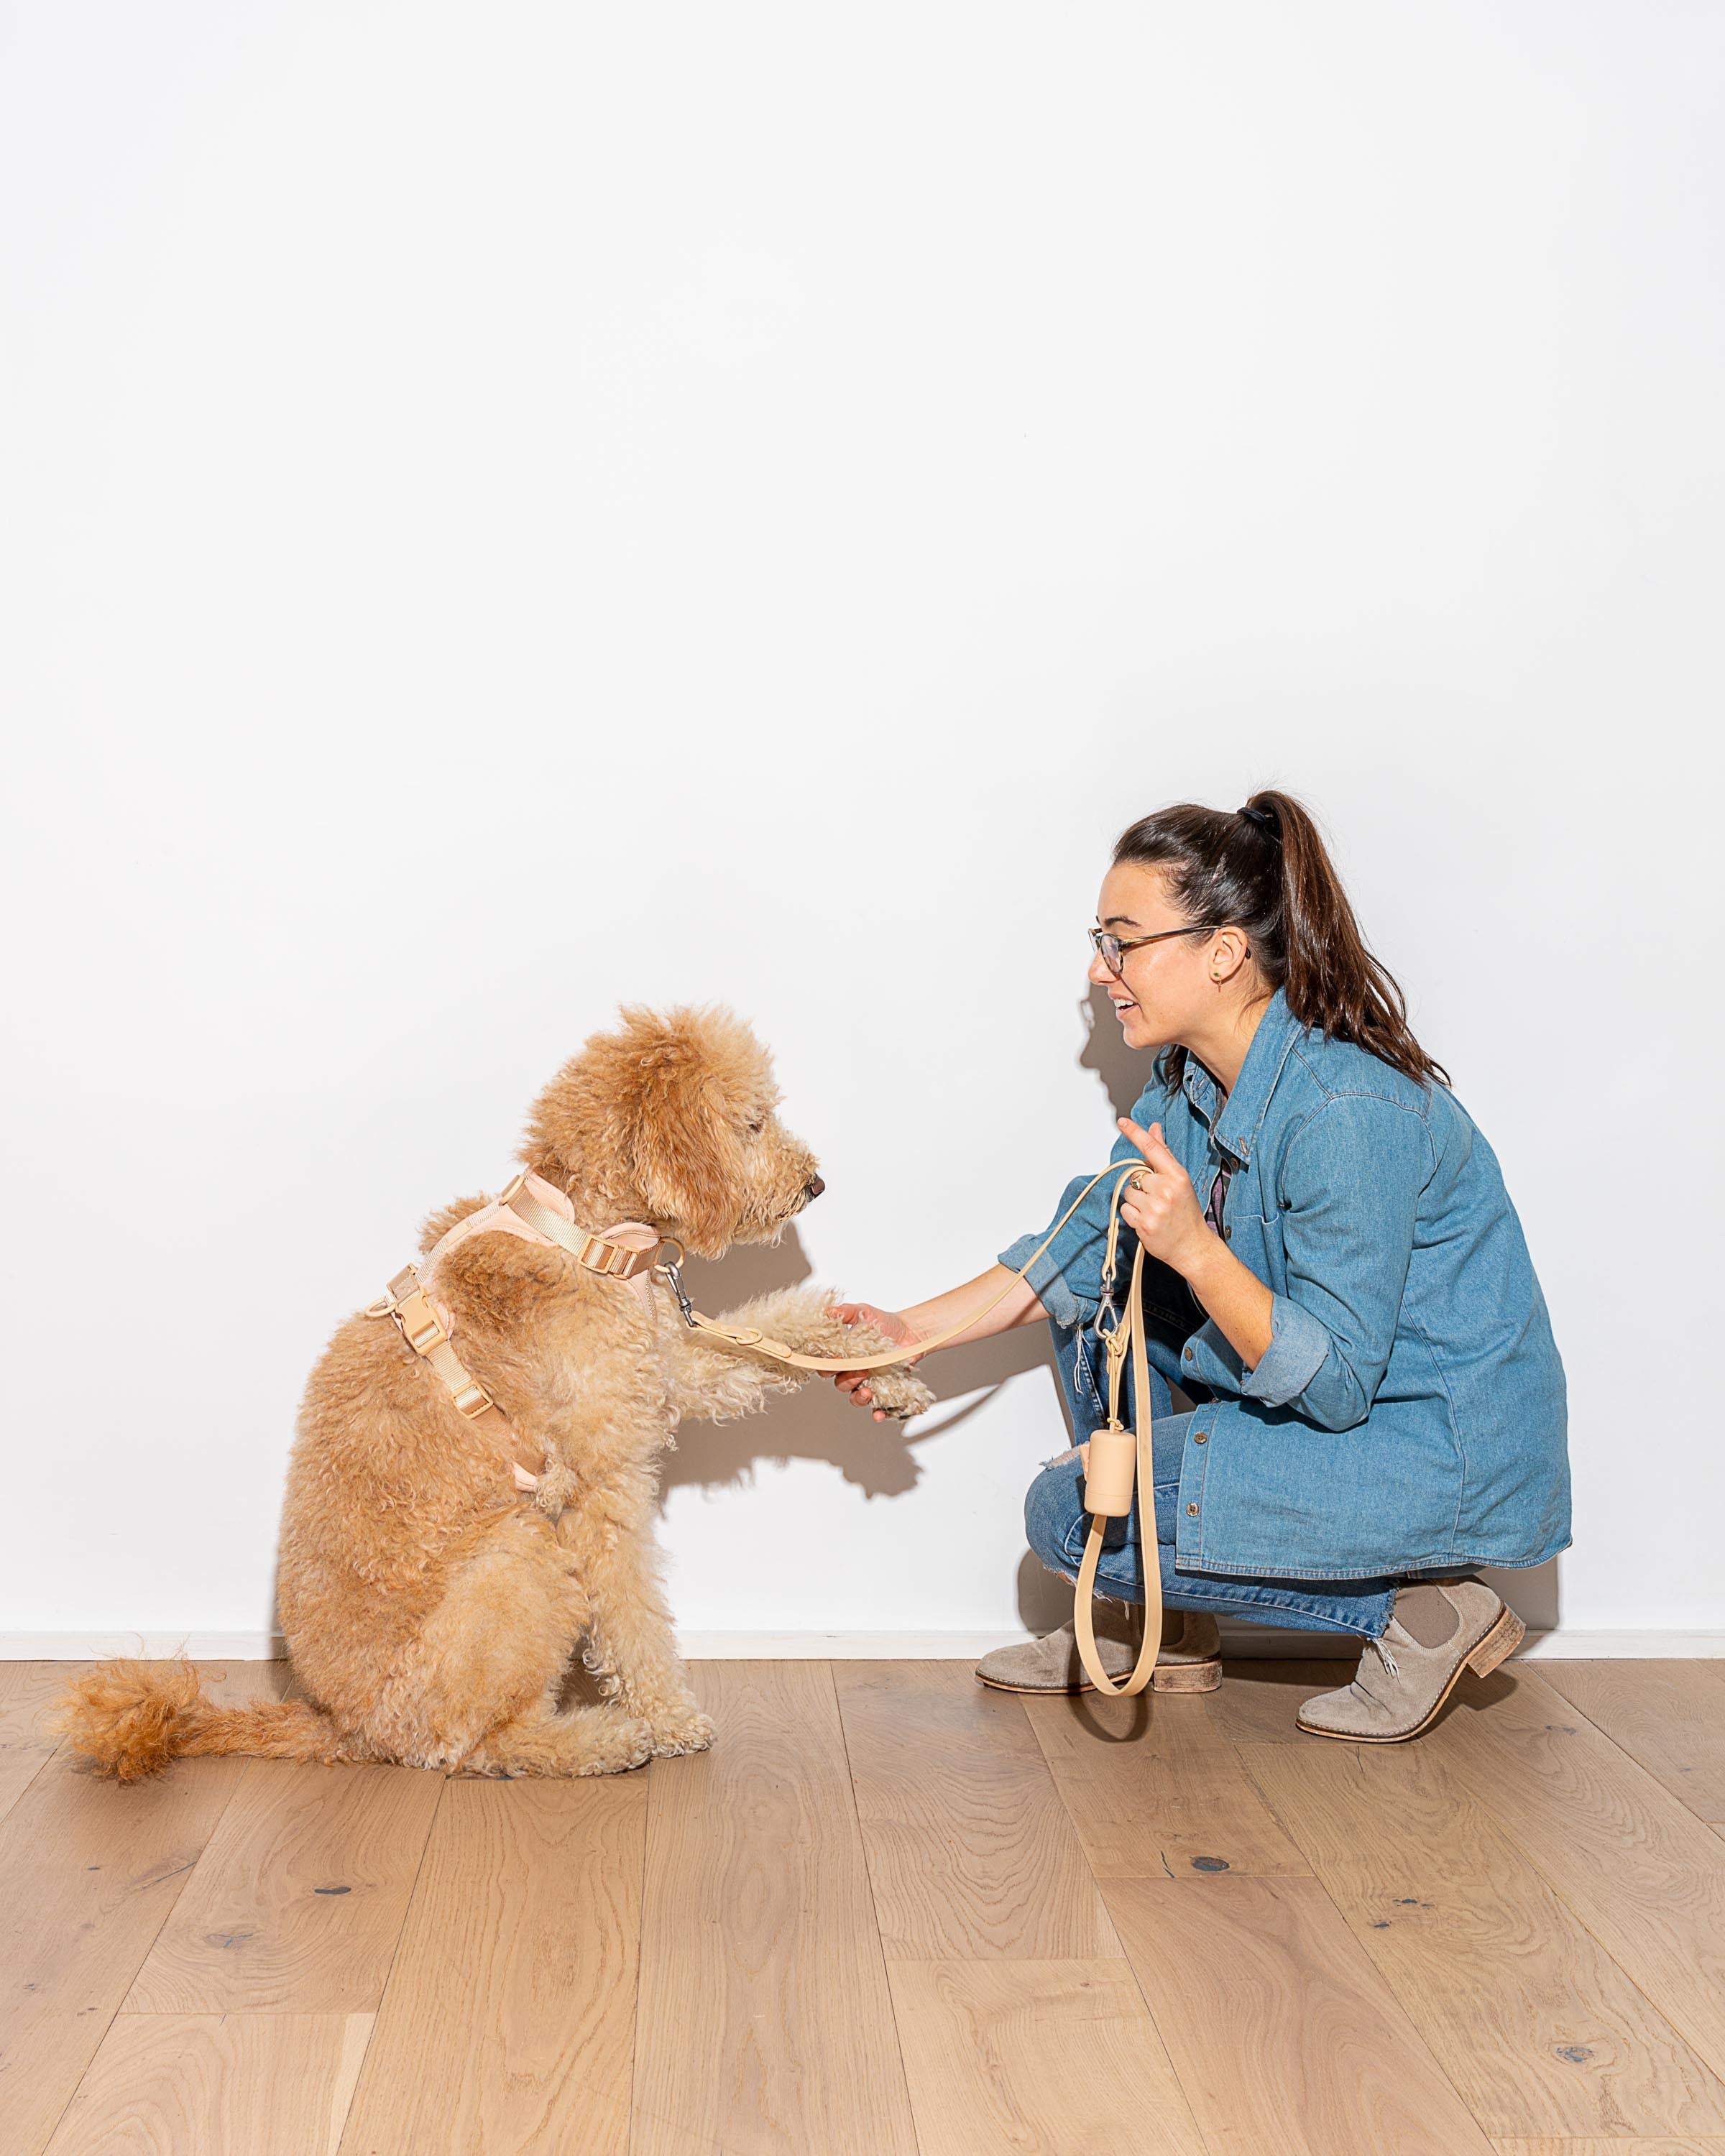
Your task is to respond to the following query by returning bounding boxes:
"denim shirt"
[998,989,1570,1580]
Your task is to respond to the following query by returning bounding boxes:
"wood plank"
[1241,1738,1725,2139]
[1494,2142,1725,2154]
[1202,1657,1354,1744]
[1539,1662,1725,1825]
[834,1662,1118,1957]
[0,1664,87,1828]
[42,2011,372,2156]
[887,1958,1207,2156]
[1103,1874,1497,2155]
[1024,1683,1309,1879]
[0,1663,286,2156]
[631,1662,917,2156]
[338,1777,644,2156]
[1425,1667,1725,2083]
[126,1759,442,2014]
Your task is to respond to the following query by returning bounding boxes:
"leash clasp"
[653,1240,697,1327]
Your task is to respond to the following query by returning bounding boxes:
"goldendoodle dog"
[60,1005,931,1781]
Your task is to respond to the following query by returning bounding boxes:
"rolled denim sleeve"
[996,1134,1144,1331]
[1238,1294,1332,1405]
[1238,1093,1431,1429]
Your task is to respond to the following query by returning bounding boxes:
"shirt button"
[1223,1225,1232,1241]
[1192,1430,1208,1445]
[1182,1347,1194,1362]
[1185,1502,1200,1516]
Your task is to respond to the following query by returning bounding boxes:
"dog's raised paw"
[855,1365,935,1422]
[648,1707,716,1757]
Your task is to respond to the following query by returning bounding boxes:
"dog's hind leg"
[356,1511,650,1777]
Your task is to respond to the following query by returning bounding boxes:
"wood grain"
[1024,1682,1309,1878]
[1426,1667,1725,2081]
[0,1663,285,2156]
[834,1661,1118,1957]
[1199,1657,1353,1744]
[1492,2142,1725,2154]
[0,1664,83,1828]
[1539,1662,1725,1825]
[1240,1737,1725,2138]
[338,1776,644,2156]
[1103,1873,1497,2155]
[887,1958,1207,2155]
[42,2011,372,2156]
[126,1758,442,2014]
[630,1662,917,2156]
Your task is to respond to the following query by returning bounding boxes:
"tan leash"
[369,1161,1162,1692]
[652,1155,1165,1695]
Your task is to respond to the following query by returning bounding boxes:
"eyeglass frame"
[1088,922,1225,977]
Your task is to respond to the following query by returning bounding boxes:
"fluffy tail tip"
[52,1658,203,1782]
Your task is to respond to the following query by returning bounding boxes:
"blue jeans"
[1028,1320,1402,1640]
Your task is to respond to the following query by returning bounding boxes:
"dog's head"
[519,1005,824,1259]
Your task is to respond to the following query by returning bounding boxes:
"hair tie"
[1238,803,1280,840]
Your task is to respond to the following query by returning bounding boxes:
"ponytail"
[1112,790,1448,1092]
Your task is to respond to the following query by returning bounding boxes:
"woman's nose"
[1087,952,1113,987]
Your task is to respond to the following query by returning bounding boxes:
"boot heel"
[1466,1606,1525,1678]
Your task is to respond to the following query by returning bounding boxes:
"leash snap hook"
[654,1243,697,1328]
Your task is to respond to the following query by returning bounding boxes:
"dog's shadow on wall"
[660,989,1138,1508]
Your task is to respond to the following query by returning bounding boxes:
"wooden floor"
[4,1656,1724,2155]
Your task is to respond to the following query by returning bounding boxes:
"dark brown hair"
[1113,789,1449,1092]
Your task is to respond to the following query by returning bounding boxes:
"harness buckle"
[392,1289,448,1356]
[451,1378,494,1418]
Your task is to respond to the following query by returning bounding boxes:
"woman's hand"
[1116,1118,1211,1276]
[828,1302,923,1424]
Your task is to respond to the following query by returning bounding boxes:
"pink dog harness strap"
[368,1169,670,1491]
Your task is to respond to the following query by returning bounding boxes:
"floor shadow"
[658,1226,1065,1501]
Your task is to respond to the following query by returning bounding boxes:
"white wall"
[4,2,1721,1654]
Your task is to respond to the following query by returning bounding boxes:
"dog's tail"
[53,1659,341,1782]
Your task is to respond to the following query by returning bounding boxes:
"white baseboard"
[4,1627,1723,1662]
[0,1632,290,1662]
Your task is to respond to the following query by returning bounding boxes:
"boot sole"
[977,1657,1223,1697]
[1296,1605,1527,1743]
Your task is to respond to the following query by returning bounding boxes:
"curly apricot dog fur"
[58,1005,932,1782]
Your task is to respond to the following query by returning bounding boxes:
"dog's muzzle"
[804,1175,826,1202]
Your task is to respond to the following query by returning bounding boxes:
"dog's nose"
[804,1174,826,1202]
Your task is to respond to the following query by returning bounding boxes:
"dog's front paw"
[647,1705,716,1758]
[853,1364,936,1422]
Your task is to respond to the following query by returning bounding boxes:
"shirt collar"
[1182,987,1303,1166]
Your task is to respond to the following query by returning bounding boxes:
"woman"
[833,793,1569,1741]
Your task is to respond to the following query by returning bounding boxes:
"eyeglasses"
[1089,923,1221,977]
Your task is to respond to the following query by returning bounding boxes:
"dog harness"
[372,1160,1161,1696]
[367,1170,667,1492]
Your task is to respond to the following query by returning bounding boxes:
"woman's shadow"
[659,987,1136,1518]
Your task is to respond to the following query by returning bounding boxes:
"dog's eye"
[747,1117,765,1137]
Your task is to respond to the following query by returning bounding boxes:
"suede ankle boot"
[1296,1580,1524,1742]
[975,1609,1222,1695]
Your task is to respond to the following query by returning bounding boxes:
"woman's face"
[1089,862,1216,1053]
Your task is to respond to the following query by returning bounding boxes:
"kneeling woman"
[834,792,1569,1741]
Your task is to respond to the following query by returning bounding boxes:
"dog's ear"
[522,1004,753,1257]
[626,1014,745,1258]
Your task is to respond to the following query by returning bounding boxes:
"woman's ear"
[1210,926,1252,983]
